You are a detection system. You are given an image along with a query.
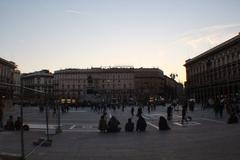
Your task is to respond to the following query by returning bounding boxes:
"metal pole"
[20,85,25,160]
[56,101,62,133]
[45,92,49,141]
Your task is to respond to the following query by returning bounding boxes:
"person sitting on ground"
[5,115,14,130]
[15,116,22,131]
[158,116,170,130]
[136,116,147,132]
[125,118,134,132]
[98,115,108,132]
[107,116,121,132]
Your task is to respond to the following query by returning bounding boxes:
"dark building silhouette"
[54,67,182,105]
[184,33,240,103]
[0,57,17,108]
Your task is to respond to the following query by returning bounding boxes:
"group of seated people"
[4,115,22,131]
[4,115,29,131]
[98,114,170,133]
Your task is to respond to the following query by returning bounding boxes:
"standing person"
[219,97,225,118]
[137,107,143,117]
[167,105,173,120]
[125,118,134,132]
[147,105,151,114]
[131,106,134,116]
[131,106,134,117]
[136,116,147,132]
[121,104,125,112]
[181,102,188,124]
[214,98,220,118]
[52,106,57,117]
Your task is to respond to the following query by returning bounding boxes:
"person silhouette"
[98,115,108,132]
[15,116,22,131]
[107,116,121,132]
[136,116,147,132]
[125,118,134,132]
[158,116,170,130]
[5,115,14,130]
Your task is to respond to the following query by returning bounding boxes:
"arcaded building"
[184,33,240,103]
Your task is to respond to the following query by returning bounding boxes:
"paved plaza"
[1,105,240,160]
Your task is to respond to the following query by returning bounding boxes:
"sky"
[1,0,240,83]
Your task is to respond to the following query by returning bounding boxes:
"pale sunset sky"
[1,0,240,83]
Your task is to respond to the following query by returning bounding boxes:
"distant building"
[54,67,136,105]
[184,33,240,103]
[21,70,53,105]
[54,67,181,105]
[164,75,184,101]
[0,57,16,108]
[134,68,164,104]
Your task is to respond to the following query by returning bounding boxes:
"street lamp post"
[20,84,25,160]
[45,91,50,141]
[56,95,62,133]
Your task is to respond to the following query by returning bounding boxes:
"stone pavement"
[1,105,240,160]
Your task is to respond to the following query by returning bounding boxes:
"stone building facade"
[164,75,184,101]
[184,33,240,103]
[54,67,167,105]
[0,57,16,117]
[0,57,16,101]
[21,70,53,105]
[134,68,164,104]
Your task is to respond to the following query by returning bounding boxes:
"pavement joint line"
[142,115,151,120]
[69,124,76,129]
[146,122,159,130]
[174,121,201,127]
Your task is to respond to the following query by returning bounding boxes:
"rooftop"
[184,32,240,66]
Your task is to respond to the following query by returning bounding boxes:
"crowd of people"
[98,106,171,133]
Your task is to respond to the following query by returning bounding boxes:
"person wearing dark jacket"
[98,115,108,132]
[107,116,121,132]
[159,116,170,130]
[5,115,14,130]
[125,118,134,132]
[136,116,147,132]
[15,116,22,131]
